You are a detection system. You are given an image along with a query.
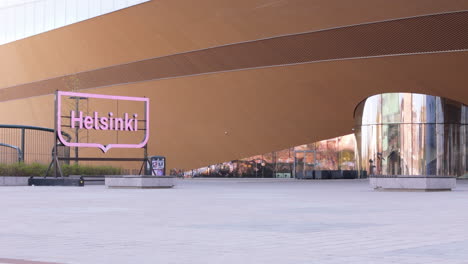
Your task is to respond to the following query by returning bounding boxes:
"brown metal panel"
[1,0,468,89]
[1,11,468,102]
[0,51,467,170]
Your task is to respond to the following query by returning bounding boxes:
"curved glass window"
[354,93,468,177]
[0,0,150,46]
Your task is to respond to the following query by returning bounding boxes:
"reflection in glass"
[382,93,400,124]
[183,134,359,179]
[436,123,445,175]
[412,94,436,123]
[382,124,401,175]
[362,95,381,125]
[401,93,412,123]
[182,92,467,179]
[355,92,467,177]
[400,124,411,175]
[0,0,151,45]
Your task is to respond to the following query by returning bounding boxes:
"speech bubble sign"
[57,91,150,153]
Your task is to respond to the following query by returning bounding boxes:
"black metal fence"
[0,125,70,165]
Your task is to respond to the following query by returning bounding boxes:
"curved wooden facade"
[0,0,467,170]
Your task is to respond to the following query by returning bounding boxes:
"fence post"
[20,128,25,162]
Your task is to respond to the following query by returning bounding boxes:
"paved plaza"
[1,179,468,264]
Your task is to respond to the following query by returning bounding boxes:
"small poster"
[152,157,165,176]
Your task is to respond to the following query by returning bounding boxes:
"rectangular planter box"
[105,176,175,189]
[0,176,29,186]
[28,177,84,187]
[369,176,457,191]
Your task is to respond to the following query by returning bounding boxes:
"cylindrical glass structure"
[354,93,468,177]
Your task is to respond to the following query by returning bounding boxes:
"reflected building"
[354,93,468,178]
[183,134,360,179]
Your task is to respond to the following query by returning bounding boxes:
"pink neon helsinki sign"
[57,91,150,153]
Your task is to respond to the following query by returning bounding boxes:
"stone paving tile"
[0,179,467,264]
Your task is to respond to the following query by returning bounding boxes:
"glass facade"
[355,93,468,177]
[175,92,467,179]
[179,134,360,179]
[0,0,150,45]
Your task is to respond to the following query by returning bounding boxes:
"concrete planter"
[105,176,175,189]
[0,176,30,186]
[370,176,457,191]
